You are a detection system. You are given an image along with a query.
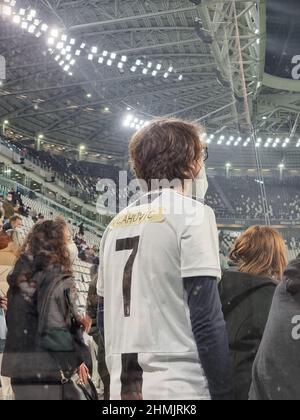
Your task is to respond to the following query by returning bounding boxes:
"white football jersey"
[98,189,221,400]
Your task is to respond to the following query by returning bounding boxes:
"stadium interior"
[0,0,300,401]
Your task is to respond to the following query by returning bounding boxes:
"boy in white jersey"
[97,118,233,400]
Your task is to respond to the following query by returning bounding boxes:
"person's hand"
[0,296,7,311]
[80,315,92,333]
[77,363,89,385]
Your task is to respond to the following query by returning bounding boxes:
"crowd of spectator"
[1,135,299,222]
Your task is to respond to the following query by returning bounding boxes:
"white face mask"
[184,167,208,201]
[194,166,208,201]
[67,242,78,265]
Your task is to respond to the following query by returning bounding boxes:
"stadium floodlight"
[41,23,48,32]
[111,53,117,60]
[229,136,234,141]
[47,37,55,45]
[152,70,158,77]
[3,5,12,15]
[220,135,225,140]
[135,59,142,66]
[70,59,76,66]
[19,8,26,16]
[178,75,183,81]
[156,64,162,70]
[86,93,92,98]
[91,46,98,54]
[164,72,169,79]
[61,49,66,55]
[147,62,153,68]
[226,141,231,146]
[217,140,222,145]
[28,25,36,34]
[278,163,285,169]
[142,68,148,75]
[61,34,67,42]
[12,15,21,24]
[50,29,59,38]
[56,42,64,50]
[168,66,174,73]
[121,55,127,62]
[107,59,112,66]
[80,43,86,49]
[55,55,61,61]
[88,54,93,61]
[66,54,72,61]
[29,9,37,18]
[102,50,108,56]
[70,39,76,45]
[65,46,71,53]
[63,64,70,71]
[59,60,64,66]
[98,57,104,64]
[75,50,81,56]
[33,19,40,26]
[117,62,124,69]
[35,31,42,38]
[130,66,137,72]
[21,21,28,29]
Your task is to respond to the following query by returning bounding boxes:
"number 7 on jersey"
[116,236,140,317]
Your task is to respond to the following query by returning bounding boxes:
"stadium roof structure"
[0,0,300,168]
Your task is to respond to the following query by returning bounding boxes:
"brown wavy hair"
[230,226,288,281]
[18,217,72,275]
[129,117,205,189]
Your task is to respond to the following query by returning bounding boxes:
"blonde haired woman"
[219,226,288,400]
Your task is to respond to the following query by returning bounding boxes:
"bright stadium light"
[142,68,148,75]
[102,50,108,56]
[164,72,169,78]
[12,15,21,24]
[3,5,12,15]
[41,23,48,32]
[152,70,158,77]
[91,46,98,54]
[47,37,55,45]
[136,59,142,66]
[121,55,127,62]
[107,59,112,66]
[130,66,137,72]
[156,64,162,70]
[110,53,117,60]
[69,38,76,45]
[50,28,59,38]
[75,50,81,56]
[98,57,104,63]
[88,54,93,61]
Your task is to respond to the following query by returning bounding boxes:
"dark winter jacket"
[1,253,90,383]
[250,256,300,400]
[219,268,277,400]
